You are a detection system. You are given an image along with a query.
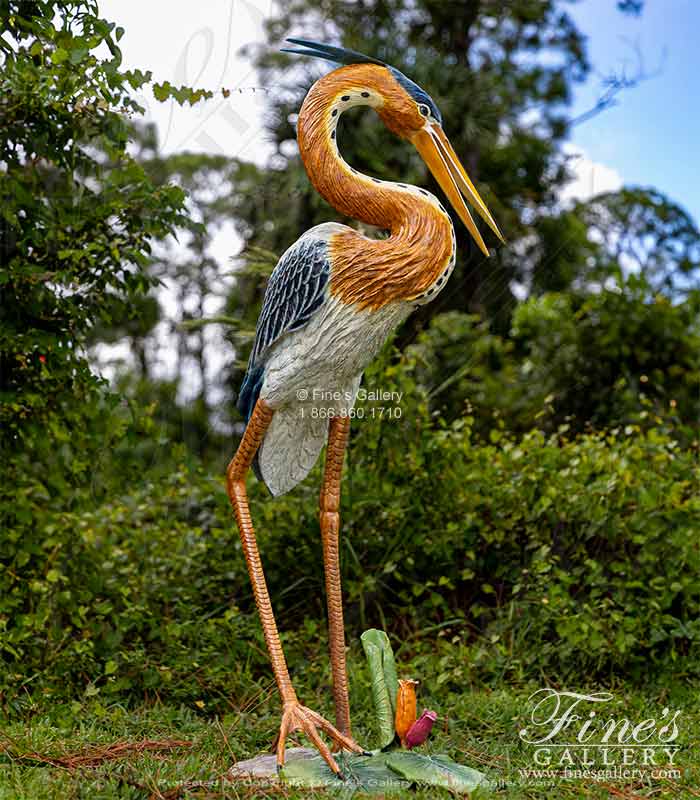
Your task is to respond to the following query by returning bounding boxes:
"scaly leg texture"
[320,414,352,738]
[226,399,362,775]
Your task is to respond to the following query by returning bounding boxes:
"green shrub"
[410,286,700,439]
[511,283,700,435]
[345,353,700,683]
[0,466,267,714]
[2,349,698,710]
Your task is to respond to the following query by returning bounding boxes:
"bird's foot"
[275,700,364,778]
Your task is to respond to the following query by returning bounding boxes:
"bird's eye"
[419,104,430,117]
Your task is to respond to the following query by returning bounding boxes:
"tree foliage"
[410,279,700,438]
[88,125,253,455]
[0,1,204,640]
[0,1,186,467]
[577,187,700,296]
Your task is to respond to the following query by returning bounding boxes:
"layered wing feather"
[237,236,331,421]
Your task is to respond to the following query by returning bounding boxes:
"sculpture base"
[228,747,316,780]
[229,747,493,794]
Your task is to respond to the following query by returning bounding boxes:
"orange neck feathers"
[297,65,453,311]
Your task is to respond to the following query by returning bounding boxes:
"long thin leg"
[320,414,352,737]
[226,399,362,775]
[226,399,297,703]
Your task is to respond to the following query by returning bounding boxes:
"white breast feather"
[257,295,410,495]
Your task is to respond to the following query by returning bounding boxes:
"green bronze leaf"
[386,751,495,794]
[280,750,409,795]
[279,750,494,795]
[361,629,400,748]
[361,629,399,712]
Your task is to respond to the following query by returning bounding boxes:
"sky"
[99,0,274,161]
[567,0,699,222]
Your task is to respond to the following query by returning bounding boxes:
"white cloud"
[559,144,623,204]
[99,0,273,161]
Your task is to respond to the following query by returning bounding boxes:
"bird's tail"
[256,404,329,496]
[237,364,265,423]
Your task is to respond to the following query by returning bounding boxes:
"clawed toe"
[275,701,364,777]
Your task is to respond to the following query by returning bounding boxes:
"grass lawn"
[1,644,698,800]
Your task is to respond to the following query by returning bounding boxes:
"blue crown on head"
[282,38,442,125]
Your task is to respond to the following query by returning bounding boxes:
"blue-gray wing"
[237,236,330,421]
[250,237,330,365]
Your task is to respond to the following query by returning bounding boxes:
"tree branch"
[569,39,665,127]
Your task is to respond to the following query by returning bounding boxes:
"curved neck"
[296,65,455,311]
[297,66,411,231]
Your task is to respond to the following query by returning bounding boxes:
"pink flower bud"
[405,709,438,748]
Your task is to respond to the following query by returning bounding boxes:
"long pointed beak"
[411,125,505,257]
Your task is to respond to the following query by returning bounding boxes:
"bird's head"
[282,38,504,255]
